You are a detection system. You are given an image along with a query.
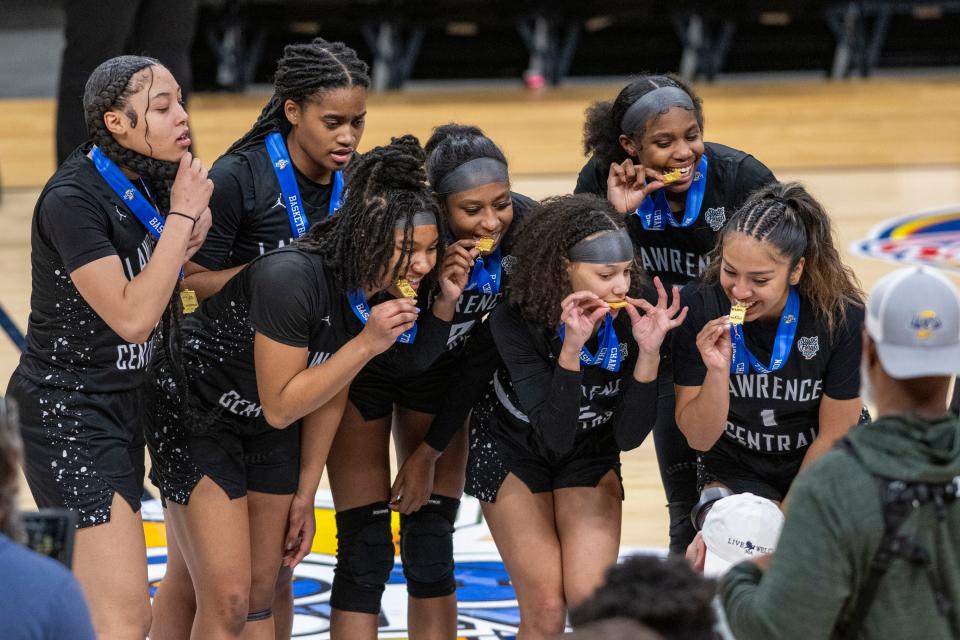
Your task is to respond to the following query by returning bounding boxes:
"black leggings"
[651,358,699,556]
[56,0,198,164]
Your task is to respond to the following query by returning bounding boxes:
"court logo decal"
[851,206,960,272]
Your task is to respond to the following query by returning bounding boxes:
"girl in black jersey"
[6,55,212,638]
[183,38,369,300]
[469,194,686,637]
[575,75,775,555]
[150,136,469,638]
[672,182,864,510]
[329,124,533,637]
[147,38,369,640]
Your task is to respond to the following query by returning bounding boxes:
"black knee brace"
[667,501,697,557]
[330,502,395,614]
[400,494,459,598]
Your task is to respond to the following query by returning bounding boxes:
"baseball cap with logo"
[865,266,960,379]
[701,493,784,578]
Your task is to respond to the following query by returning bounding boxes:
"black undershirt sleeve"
[374,306,452,377]
[612,374,660,451]
[422,320,499,452]
[492,304,583,456]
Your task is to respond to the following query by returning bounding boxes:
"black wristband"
[167,211,198,228]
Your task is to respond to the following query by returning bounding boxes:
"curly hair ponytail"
[295,135,444,291]
[510,193,646,327]
[582,74,704,169]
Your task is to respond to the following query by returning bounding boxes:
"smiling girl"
[467,194,686,637]
[6,55,212,638]
[575,75,776,555]
[672,182,864,508]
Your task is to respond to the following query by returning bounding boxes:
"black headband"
[620,86,695,135]
[568,227,634,263]
[435,157,509,194]
[395,211,438,230]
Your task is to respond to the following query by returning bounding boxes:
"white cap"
[702,493,784,578]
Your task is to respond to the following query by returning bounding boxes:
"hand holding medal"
[559,291,611,352]
[696,316,733,372]
[623,276,688,355]
[437,238,479,302]
[606,158,666,214]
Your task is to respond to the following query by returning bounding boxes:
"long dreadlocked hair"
[510,193,647,327]
[295,135,444,292]
[582,74,704,170]
[704,181,864,336]
[83,55,180,213]
[225,38,370,155]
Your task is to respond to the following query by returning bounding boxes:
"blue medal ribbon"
[91,145,166,241]
[464,246,503,295]
[635,154,709,230]
[266,132,343,239]
[559,313,622,373]
[347,290,417,344]
[730,287,800,375]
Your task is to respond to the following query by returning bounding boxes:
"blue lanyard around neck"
[266,132,343,239]
[347,290,418,344]
[635,154,708,230]
[464,246,503,295]
[730,287,800,375]
[91,145,165,241]
[559,313,622,373]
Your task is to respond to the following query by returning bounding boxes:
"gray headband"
[435,157,509,195]
[620,86,695,135]
[395,211,438,230]
[568,227,634,263]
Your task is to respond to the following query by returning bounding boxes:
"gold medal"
[476,236,495,254]
[729,302,748,326]
[662,168,683,184]
[396,279,417,299]
[607,300,628,310]
[180,289,199,314]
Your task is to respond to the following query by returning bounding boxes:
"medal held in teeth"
[396,279,418,299]
[476,236,494,254]
[607,300,628,310]
[729,302,748,325]
[180,289,199,314]
[662,168,683,184]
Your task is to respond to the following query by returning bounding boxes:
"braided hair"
[424,123,509,189]
[583,74,704,170]
[295,135,444,292]
[83,55,179,212]
[226,38,370,155]
[705,181,864,335]
[510,193,646,327]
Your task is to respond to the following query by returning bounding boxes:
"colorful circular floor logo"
[852,206,960,271]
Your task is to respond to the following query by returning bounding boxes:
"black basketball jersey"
[672,281,863,465]
[16,146,159,393]
[192,143,335,270]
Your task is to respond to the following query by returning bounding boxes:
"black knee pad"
[330,502,395,614]
[400,494,459,598]
[691,486,733,531]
